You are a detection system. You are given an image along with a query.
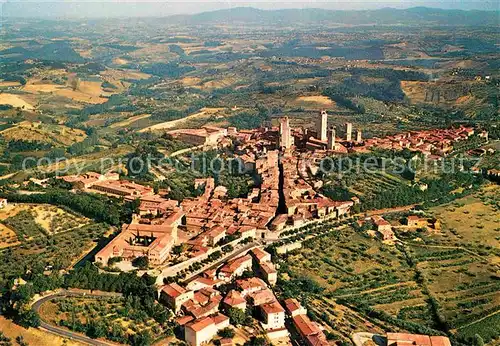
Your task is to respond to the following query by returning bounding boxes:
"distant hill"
[168,7,499,26]
[0,42,85,63]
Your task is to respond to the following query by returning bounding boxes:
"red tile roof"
[284,298,303,314]
[236,277,267,292]
[161,283,187,298]
[429,336,452,346]
[223,290,246,307]
[186,316,214,332]
[293,314,321,336]
[261,301,285,315]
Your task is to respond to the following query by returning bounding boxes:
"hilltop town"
[0,4,499,346]
[17,111,483,346]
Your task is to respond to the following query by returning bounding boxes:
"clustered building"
[354,126,475,157]
[60,171,155,199]
[276,110,474,159]
[361,213,442,243]
[163,248,289,345]
[166,125,232,148]
[75,110,477,269]
[95,208,185,266]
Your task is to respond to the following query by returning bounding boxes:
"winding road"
[32,290,122,346]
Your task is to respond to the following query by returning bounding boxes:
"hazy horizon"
[1,0,498,19]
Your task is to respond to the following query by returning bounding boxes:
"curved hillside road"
[32,291,121,346]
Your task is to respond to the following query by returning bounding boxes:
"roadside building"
[260,301,286,331]
[284,298,307,317]
[184,313,230,346]
[218,255,253,281]
[386,333,451,346]
[292,314,329,346]
[159,283,194,313]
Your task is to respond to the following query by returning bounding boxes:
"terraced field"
[288,230,400,287]
[307,296,386,343]
[325,170,409,198]
[407,244,500,342]
[284,228,436,329]
[282,216,500,344]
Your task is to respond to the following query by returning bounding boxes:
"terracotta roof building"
[284,298,307,317]
[260,301,286,331]
[386,333,451,346]
[292,314,329,346]
[223,290,247,311]
[184,313,230,346]
[159,283,194,313]
[236,277,268,296]
[218,255,253,281]
[95,208,183,266]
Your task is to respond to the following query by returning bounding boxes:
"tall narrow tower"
[345,122,352,141]
[316,110,328,142]
[356,129,362,143]
[327,126,336,151]
[279,116,291,149]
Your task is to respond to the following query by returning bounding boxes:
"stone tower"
[345,122,352,141]
[279,116,292,149]
[316,110,328,142]
[327,126,336,151]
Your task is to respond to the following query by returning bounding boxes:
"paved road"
[32,291,121,346]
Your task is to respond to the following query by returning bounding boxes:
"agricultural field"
[0,223,20,248]
[7,144,134,181]
[139,107,226,132]
[0,203,90,242]
[281,217,500,344]
[404,242,500,344]
[307,296,387,343]
[0,316,85,346]
[0,121,87,146]
[0,93,35,110]
[39,296,174,345]
[428,184,500,248]
[291,95,335,108]
[283,228,430,324]
[0,222,108,287]
[323,168,410,199]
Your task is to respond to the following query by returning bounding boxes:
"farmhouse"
[407,215,428,228]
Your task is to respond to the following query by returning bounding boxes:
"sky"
[1,0,498,18]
